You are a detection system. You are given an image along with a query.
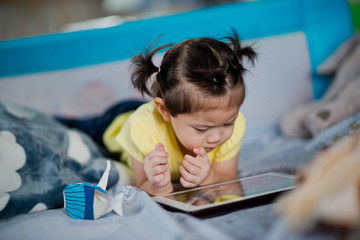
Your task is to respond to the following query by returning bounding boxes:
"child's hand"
[143,143,171,188]
[180,147,211,188]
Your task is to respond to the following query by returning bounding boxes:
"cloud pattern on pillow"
[0,131,26,212]
[0,100,119,219]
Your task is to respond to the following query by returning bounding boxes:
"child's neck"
[176,138,195,157]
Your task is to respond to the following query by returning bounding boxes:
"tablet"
[152,172,295,218]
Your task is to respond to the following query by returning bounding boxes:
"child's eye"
[224,122,234,127]
[194,127,207,133]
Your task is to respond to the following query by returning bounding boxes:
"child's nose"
[207,130,221,144]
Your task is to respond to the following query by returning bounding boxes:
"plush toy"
[275,132,360,232]
[279,34,360,138]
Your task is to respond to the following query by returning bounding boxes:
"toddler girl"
[103,32,257,195]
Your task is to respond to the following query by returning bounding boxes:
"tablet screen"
[152,172,295,217]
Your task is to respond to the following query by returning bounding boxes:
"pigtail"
[225,30,257,66]
[131,41,172,97]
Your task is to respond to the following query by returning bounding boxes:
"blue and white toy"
[63,160,123,220]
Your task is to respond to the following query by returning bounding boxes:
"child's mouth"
[204,147,215,152]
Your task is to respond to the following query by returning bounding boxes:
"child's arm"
[130,143,173,196]
[180,147,238,188]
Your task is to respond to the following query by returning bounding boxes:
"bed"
[0,0,357,239]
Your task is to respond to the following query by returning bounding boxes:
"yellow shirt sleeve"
[102,111,134,153]
[115,102,160,165]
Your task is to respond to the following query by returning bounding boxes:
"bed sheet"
[0,185,344,240]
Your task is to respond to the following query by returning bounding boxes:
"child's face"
[170,107,239,154]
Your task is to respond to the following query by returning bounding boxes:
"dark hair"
[130,31,257,116]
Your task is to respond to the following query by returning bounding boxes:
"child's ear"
[154,97,171,121]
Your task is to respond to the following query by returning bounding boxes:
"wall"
[0,0,103,41]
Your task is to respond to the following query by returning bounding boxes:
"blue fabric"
[301,0,354,98]
[0,100,119,219]
[55,99,145,148]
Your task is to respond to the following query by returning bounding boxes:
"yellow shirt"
[103,101,246,181]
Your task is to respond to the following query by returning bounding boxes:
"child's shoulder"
[129,101,164,127]
[233,111,246,136]
[131,101,156,118]
[235,111,246,125]
[132,100,153,112]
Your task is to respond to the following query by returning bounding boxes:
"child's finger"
[193,147,207,159]
[180,165,198,184]
[182,156,199,174]
[146,149,169,161]
[155,143,165,151]
[150,156,169,167]
[155,172,171,187]
[152,173,166,184]
[152,164,168,175]
[184,154,199,165]
[179,175,196,188]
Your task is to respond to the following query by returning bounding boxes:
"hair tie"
[158,67,161,73]
[213,77,218,83]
